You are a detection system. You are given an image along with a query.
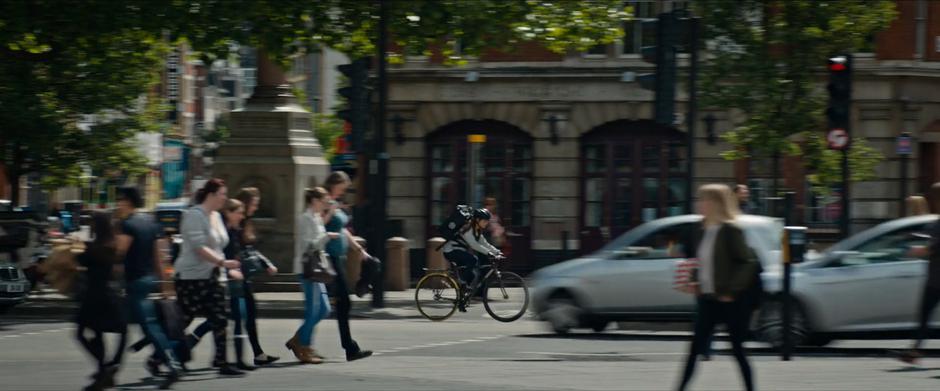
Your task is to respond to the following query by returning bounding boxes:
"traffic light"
[336,57,372,152]
[637,12,678,126]
[826,54,852,131]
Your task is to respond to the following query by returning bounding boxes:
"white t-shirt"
[696,225,722,295]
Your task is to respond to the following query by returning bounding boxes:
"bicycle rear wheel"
[482,271,529,322]
[415,273,460,321]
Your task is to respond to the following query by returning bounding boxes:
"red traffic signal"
[828,55,848,72]
[829,63,846,72]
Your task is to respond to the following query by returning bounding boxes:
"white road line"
[522,351,687,357]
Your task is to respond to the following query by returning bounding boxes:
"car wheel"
[752,298,811,349]
[543,293,582,335]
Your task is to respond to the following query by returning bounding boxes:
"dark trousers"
[913,285,940,350]
[76,326,127,374]
[330,254,360,354]
[192,281,265,358]
[176,278,229,363]
[678,296,754,391]
[444,250,480,287]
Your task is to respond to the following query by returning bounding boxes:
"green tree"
[697,0,896,195]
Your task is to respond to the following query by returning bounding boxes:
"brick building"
[380,0,940,273]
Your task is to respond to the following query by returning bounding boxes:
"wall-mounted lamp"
[390,114,415,145]
[704,113,718,145]
[543,115,562,145]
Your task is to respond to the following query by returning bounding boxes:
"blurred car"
[531,214,784,334]
[0,261,30,312]
[754,214,940,347]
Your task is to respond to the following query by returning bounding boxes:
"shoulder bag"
[302,244,336,283]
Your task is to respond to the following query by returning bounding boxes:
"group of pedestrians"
[72,172,373,390]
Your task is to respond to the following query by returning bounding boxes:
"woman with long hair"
[321,171,372,362]
[232,187,279,366]
[174,178,245,376]
[677,184,758,391]
[286,187,337,364]
[75,211,127,391]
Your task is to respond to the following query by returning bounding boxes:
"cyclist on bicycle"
[442,208,504,310]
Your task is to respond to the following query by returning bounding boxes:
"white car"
[531,214,783,334]
[755,214,940,347]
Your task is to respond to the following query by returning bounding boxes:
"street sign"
[827,128,848,150]
[897,132,912,155]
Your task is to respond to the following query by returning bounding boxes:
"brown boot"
[299,346,323,365]
[285,334,306,362]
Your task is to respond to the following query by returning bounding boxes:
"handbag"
[302,244,336,283]
[237,247,265,279]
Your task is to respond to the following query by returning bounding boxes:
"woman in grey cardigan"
[286,187,338,364]
[174,178,245,376]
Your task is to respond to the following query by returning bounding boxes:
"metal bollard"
[782,226,807,361]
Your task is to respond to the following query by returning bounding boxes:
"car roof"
[827,214,938,252]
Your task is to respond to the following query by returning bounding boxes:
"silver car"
[531,214,784,334]
[755,214,940,347]
[0,261,30,312]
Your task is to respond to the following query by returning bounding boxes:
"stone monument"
[213,50,330,272]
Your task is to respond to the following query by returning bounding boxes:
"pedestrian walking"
[114,187,183,389]
[483,197,506,249]
[219,198,259,371]
[74,211,127,391]
[286,187,337,364]
[173,178,245,376]
[896,183,940,364]
[322,171,373,362]
[734,184,753,214]
[677,184,759,391]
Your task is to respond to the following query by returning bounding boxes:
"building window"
[622,0,658,55]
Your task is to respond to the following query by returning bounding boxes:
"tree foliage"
[697,0,896,194]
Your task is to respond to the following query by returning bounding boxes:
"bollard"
[426,238,447,271]
[385,237,410,291]
[346,237,366,287]
[782,226,807,361]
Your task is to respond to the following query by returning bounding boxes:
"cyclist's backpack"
[438,204,474,244]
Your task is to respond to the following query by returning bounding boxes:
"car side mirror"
[612,246,651,259]
[827,250,861,267]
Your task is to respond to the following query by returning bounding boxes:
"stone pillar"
[346,237,366,287]
[426,237,447,270]
[213,49,330,272]
[385,237,410,291]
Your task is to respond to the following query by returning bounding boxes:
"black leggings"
[678,297,754,391]
[76,326,127,374]
[913,286,940,350]
[176,278,229,363]
[330,255,361,354]
[242,282,265,356]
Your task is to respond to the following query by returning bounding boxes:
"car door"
[805,223,931,331]
[596,222,697,313]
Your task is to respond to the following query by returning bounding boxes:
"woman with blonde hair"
[677,184,757,391]
[906,195,930,216]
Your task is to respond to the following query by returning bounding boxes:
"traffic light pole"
[686,17,700,215]
[840,54,853,239]
[370,0,389,308]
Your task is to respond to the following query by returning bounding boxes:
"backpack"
[438,205,474,246]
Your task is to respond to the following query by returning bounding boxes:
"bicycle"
[415,255,529,322]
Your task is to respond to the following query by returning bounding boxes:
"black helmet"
[473,208,492,221]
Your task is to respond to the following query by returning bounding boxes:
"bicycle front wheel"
[415,273,460,321]
[482,271,529,322]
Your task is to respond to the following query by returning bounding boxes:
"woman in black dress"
[75,211,127,391]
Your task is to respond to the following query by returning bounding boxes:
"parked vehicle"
[530,214,783,334]
[153,201,188,263]
[754,214,940,347]
[0,260,30,312]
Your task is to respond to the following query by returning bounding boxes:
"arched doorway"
[426,119,533,271]
[580,120,688,254]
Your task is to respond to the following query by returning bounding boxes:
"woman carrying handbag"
[288,187,338,364]
[677,184,759,391]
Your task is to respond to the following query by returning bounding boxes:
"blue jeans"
[126,276,181,372]
[296,276,331,346]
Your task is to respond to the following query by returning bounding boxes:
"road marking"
[522,351,687,357]
[370,335,508,356]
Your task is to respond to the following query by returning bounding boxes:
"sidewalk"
[9,288,425,320]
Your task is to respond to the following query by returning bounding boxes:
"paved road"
[3,304,940,390]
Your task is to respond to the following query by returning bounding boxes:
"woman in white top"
[286,187,338,364]
[677,184,757,391]
[174,178,245,376]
